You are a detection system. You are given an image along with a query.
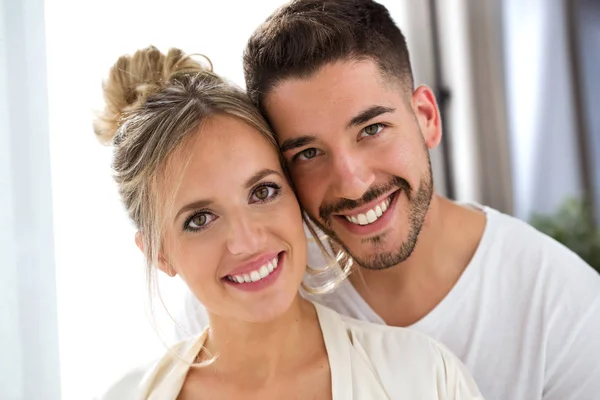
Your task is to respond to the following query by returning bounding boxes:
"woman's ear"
[135,232,177,277]
[134,231,145,253]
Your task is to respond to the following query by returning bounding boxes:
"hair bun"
[93,46,212,144]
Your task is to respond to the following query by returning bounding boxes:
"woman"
[97,46,483,399]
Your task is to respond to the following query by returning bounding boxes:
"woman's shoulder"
[317,301,442,353]
[315,303,484,398]
[96,335,206,400]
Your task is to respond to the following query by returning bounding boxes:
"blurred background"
[1,0,598,399]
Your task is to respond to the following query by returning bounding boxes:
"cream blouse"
[100,303,483,399]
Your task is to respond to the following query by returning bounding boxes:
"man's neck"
[348,195,486,327]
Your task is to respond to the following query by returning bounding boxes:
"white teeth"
[228,255,279,284]
[259,266,269,278]
[344,196,393,226]
[358,214,368,225]
[366,210,377,223]
[381,200,388,212]
[345,215,360,224]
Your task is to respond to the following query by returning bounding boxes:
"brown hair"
[94,46,348,298]
[243,0,414,113]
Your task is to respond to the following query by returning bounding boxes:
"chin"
[341,230,417,270]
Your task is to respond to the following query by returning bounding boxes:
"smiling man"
[268,63,437,279]
[178,1,600,399]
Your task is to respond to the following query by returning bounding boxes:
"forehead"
[265,60,406,137]
[164,115,279,200]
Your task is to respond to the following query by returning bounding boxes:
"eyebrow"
[244,168,281,189]
[174,168,282,221]
[175,199,213,221]
[279,135,317,153]
[346,105,396,129]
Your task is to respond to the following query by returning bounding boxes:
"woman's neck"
[200,296,324,383]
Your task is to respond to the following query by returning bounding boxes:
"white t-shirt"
[176,206,600,400]
[100,302,483,399]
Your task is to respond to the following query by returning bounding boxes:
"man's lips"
[333,190,400,235]
[334,190,400,218]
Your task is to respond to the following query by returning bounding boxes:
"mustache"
[319,176,410,222]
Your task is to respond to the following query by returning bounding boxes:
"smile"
[226,255,280,283]
[342,193,395,226]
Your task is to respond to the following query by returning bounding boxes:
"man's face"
[264,60,441,270]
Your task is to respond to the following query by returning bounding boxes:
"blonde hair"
[94,46,350,305]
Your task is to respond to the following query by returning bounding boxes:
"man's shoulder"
[480,206,600,302]
[482,207,593,270]
[481,205,555,250]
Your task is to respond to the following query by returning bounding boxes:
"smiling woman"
[43,0,295,396]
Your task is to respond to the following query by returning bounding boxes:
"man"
[178,1,600,398]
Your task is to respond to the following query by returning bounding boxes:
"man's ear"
[411,85,442,149]
[135,232,177,277]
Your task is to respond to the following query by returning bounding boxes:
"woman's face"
[158,115,307,323]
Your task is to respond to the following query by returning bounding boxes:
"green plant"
[530,198,600,273]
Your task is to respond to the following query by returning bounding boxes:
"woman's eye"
[255,186,270,200]
[360,123,384,137]
[250,184,281,203]
[294,148,321,162]
[185,212,215,231]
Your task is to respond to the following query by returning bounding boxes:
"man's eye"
[360,123,384,137]
[294,148,321,161]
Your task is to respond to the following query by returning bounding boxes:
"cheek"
[168,236,219,285]
[289,169,327,213]
[276,194,308,250]
[279,192,305,229]
[377,136,426,180]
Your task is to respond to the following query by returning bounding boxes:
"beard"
[306,158,434,271]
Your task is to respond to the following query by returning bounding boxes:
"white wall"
[0,2,22,394]
[0,0,61,399]
[504,0,584,220]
